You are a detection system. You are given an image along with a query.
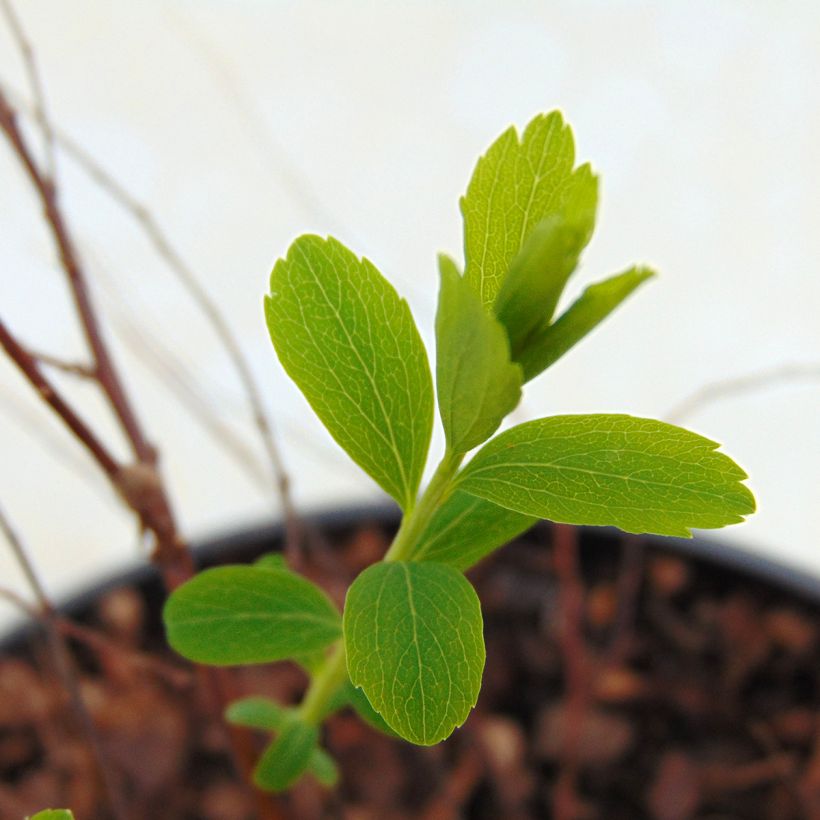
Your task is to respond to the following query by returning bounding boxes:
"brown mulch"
[1,517,819,819]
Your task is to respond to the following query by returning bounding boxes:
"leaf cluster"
[163,112,755,791]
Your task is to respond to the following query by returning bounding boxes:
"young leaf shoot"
[163,111,755,793]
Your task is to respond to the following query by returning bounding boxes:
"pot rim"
[3,502,819,651]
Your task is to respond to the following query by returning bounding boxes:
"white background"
[1,0,819,626]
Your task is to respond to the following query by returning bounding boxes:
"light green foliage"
[226,696,291,731]
[254,553,289,572]
[163,565,341,665]
[29,812,75,820]
[409,490,537,570]
[458,414,756,537]
[435,254,522,453]
[342,680,400,737]
[307,747,340,787]
[162,110,757,794]
[518,266,655,381]
[344,562,485,745]
[494,213,592,359]
[227,697,339,788]
[265,235,433,510]
[254,720,319,791]
[461,112,595,308]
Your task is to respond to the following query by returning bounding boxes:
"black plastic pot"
[3,503,819,653]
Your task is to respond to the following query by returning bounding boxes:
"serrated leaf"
[519,266,655,381]
[163,566,341,665]
[254,721,319,792]
[409,490,537,570]
[226,696,292,731]
[436,254,522,453]
[462,112,594,308]
[457,415,755,537]
[29,812,74,820]
[343,681,400,738]
[265,235,433,509]
[344,561,485,746]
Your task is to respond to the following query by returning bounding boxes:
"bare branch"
[666,362,820,424]
[0,0,55,179]
[30,347,97,378]
[0,502,129,820]
[0,316,121,480]
[53,126,301,553]
[0,86,154,465]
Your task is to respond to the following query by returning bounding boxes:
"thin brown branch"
[106,291,269,487]
[31,347,97,378]
[0,317,121,480]
[0,502,129,820]
[0,86,191,571]
[51,124,301,555]
[0,0,55,180]
[0,87,153,465]
[666,362,820,424]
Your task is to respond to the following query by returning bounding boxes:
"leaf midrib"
[297,245,411,504]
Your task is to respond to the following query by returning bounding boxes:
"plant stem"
[299,642,348,725]
[384,448,464,563]
[294,448,465,727]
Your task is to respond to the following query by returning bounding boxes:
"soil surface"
[1,515,819,819]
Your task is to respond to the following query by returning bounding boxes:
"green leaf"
[344,561,485,745]
[343,681,400,738]
[29,812,74,820]
[435,254,522,453]
[493,211,594,359]
[462,112,594,307]
[254,553,289,573]
[519,266,655,381]
[163,566,341,665]
[409,490,537,570]
[458,415,755,537]
[308,747,339,787]
[265,235,433,509]
[254,720,319,792]
[226,696,292,731]
[226,697,338,786]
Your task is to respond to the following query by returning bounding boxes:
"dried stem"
[666,362,820,424]
[1,78,281,819]
[0,0,55,180]
[47,121,301,556]
[31,347,97,378]
[0,502,129,820]
[0,319,121,480]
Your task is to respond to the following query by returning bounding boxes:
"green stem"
[298,641,347,725]
[295,448,464,726]
[384,448,464,563]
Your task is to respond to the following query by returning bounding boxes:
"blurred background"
[1,0,818,627]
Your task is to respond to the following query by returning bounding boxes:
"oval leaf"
[253,721,318,792]
[344,562,485,746]
[409,490,537,570]
[265,235,433,509]
[457,415,755,537]
[436,254,522,453]
[163,566,341,665]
